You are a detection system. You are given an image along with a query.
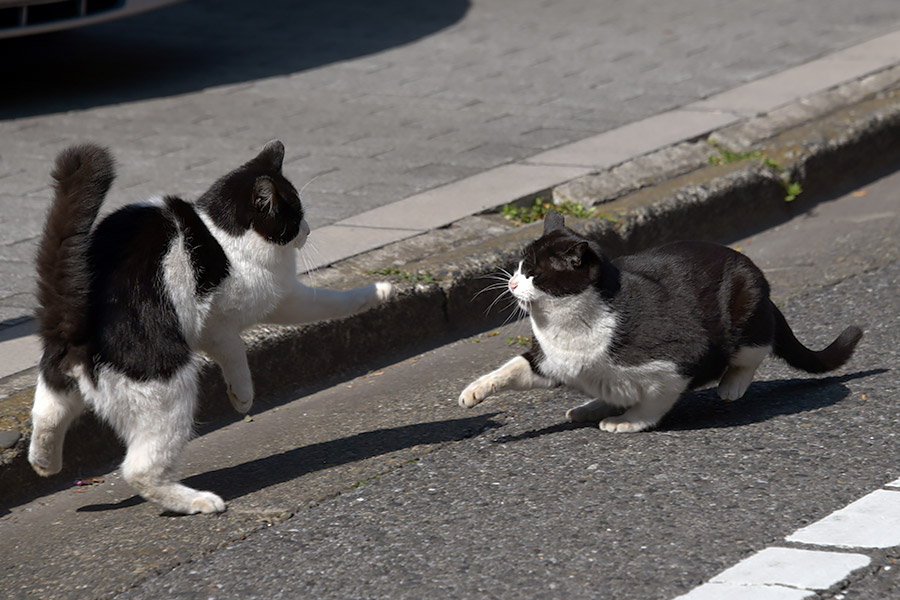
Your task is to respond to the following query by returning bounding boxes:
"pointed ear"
[257,140,285,172]
[543,210,566,234]
[253,176,277,215]
[565,241,589,268]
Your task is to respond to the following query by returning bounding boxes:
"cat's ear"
[564,241,589,269]
[544,210,566,234]
[257,140,285,172]
[253,176,277,215]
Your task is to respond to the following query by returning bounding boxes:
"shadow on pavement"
[75,412,500,513]
[492,369,887,443]
[666,368,888,431]
[0,0,469,119]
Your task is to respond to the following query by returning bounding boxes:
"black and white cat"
[459,211,862,433]
[29,141,394,514]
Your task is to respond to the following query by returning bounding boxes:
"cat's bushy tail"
[771,301,862,373]
[36,144,115,381]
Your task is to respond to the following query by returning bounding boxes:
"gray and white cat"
[459,211,862,432]
[30,141,393,514]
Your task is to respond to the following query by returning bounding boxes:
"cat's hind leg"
[122,431,225,515]
[566,399,617,423]
[459,355,556,408]
[717,345,771,401]
[108,365,225,514]
[29,372,85,476]
[599,389,683,433]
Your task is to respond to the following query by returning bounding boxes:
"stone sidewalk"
[3,0,900,328]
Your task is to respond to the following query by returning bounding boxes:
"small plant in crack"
[707,140,803,202]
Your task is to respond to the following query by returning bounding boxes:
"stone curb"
[3,80,900,510]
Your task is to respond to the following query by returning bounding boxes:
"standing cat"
[459,211,862,433]
[30,141,394,514]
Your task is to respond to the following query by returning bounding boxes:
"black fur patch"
[523,339,548,375]
[521,230,620,299]
[87,205,192,381]
[165,196,230,297]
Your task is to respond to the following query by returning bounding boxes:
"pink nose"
[509,277,518,291]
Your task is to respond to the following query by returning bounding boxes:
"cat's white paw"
[189,491,226,514]
[28,450,61,477]
[599,416,653,433]
[227,383,253,414]
[717,368,753,401]
[458,377,495,408]
[374,281,395,302]
[357,282,396,313]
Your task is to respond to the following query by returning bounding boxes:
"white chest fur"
[529,289,685,408]
[200,214,295,327]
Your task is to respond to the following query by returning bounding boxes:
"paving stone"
[0,430,22,450]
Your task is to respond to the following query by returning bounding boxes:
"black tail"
[35,144,115,383]
[771,300,862,374]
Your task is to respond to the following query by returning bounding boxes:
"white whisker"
[298,174,325,200]
[299,247,318,287]
[473,283,509,300]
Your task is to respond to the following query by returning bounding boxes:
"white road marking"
[709,547,870,590]
[675,479,900,599]
[787,489,900,549]
[677,582,815,599]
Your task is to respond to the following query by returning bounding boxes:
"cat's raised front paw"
[599,416,653,434]
[374,281,395,302]
[189,491,226,514]
[357,281,396,313]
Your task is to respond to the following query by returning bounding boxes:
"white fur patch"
[85,360,200,447]
[199,212,295,327]
[161,232,213,347]
[718,345,771,401]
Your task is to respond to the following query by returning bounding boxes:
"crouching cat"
[459,211,862,433]
[30,140,394,514]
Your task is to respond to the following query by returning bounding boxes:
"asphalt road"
[2,169,899,599]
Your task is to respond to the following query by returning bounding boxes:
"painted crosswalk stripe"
[673,478,900,599]
[674,548,870,599]
[787,489,900,549]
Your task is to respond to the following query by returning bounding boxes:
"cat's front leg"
[265,280,395,325]
[199,328,254,414]
[459,355,556,408]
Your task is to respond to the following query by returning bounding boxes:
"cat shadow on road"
[77,412,500,514]
[493,369,887,444]
[665,368,887,431]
